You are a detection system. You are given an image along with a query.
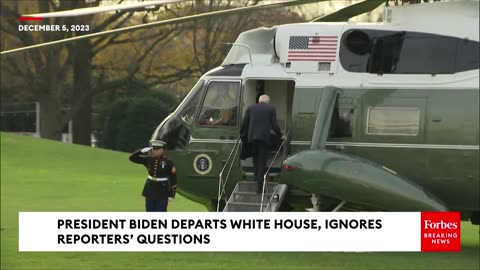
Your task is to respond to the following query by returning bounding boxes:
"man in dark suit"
[240,94,283,194]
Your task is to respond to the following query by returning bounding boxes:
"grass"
[1,132,479,270]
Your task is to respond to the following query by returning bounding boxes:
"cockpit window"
[197,81,240,127]
[176,80,204,125]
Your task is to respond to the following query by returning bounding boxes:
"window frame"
[365,106,420,136]
[195,79,242,129]
[174,79,205,125]
[328,96,355,138]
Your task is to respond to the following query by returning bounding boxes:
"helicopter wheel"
[307,193,348,212]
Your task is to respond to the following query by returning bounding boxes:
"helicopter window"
[197,81,240,127]
[383,36,456,74]
[176,80,204,125]
[329,96,354,138]
[340,29,479,74]
[456,39,480,72]
[366,107,420,136]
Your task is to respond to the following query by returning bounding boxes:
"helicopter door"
[188,80,242,178]
[240,79,295,176]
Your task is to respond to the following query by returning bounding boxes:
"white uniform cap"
[149,140,166,148]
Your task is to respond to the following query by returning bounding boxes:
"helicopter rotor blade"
[21,0,186,19]
[310,0,385,22]
[2,0,327,55]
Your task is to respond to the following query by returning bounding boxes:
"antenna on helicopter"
[223,42,254,68]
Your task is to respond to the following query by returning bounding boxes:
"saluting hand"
[141,147,152,153]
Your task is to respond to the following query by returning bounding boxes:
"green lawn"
[1,133,479,270]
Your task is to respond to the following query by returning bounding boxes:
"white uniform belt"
[148,176,168,181]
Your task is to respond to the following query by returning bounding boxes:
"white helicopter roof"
[383,0,479,40]
[221,1,479,89]
[224,1,479,65]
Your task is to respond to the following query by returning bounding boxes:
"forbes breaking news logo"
[421,212,461,252]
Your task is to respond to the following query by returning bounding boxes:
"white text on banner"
[19,212,420,252]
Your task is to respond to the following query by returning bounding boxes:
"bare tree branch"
[4,56,28,81]
[91,11,133,51]
[92,17,159,54]
[141,68,195,85]
[0,3,33,46]
[48,0,57,10]
[57,49,75,83]
[0,23,20,39]
[191,3,203,71]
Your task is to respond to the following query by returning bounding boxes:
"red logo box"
[421,212,461,252]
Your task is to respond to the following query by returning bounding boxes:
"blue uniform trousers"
[145,198,168,212]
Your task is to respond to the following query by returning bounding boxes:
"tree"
[1,0,311,144]
[146,0,306,96]
[101,90,176,152]
[0,0,187,143]
[1,1,75,140]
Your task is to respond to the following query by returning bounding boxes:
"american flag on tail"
[288,36,338,62]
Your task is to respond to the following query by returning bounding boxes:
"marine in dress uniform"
[129,140,177,212]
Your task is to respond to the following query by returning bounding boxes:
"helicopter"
[150,0,479,222]
[2,1,479,222]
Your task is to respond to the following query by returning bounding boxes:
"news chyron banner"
[19,212,460,252]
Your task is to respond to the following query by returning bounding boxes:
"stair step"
[236,181,278,192]
[224,202,269,212]
[234,191,273,196]
[229,202,261,206]
[231,192,273,203]
[242,170,281,176]
[223,182,288,212]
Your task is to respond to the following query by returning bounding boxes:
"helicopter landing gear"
[308,193,321,212]
[332,200,346,212]
[307,194,347,212]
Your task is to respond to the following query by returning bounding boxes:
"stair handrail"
[263,184,280,212]
[260,131,289,211]
[217,136,242,212]
[223,139,241,206]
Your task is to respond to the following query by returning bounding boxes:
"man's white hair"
[258,94,270,103]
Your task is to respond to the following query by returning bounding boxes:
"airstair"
[217,133,289,212]
[223,181,288,212]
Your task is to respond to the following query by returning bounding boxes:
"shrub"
[101,93,175,152]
